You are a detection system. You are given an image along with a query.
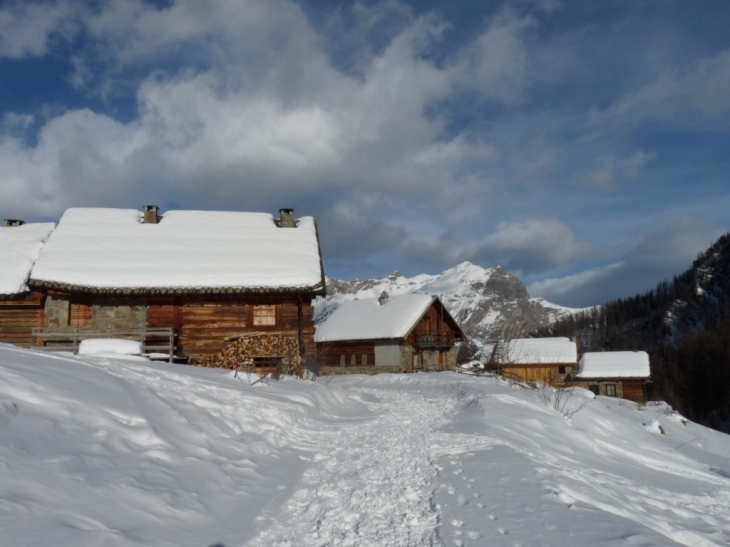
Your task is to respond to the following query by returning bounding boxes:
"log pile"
[196,331,304,377]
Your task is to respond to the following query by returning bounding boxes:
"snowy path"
[247,385,465,547]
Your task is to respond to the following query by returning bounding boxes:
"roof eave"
[27,279,326,296]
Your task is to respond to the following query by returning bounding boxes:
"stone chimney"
[3,219,25,227]
[276,208,298,228]
[378,291,390,306]
[142,205,160,224]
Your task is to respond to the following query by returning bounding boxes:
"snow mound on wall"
[78,338,143,356]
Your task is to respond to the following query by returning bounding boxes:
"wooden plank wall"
[502,365,556,384]
[622,379,647,404]
[14,293,317,364]
[165,296,316,363]
[0,300,44,347]
[179,299,249,360]
[317,342,376,367]
[405,301,462,345]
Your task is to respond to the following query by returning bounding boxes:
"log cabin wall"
[573,379,647,404]
[155,295,316,364]
[0,295,44,347]
[501,364,557,385]
[317,341,376,367]
[622,379,647,404]
[39,292,317,366]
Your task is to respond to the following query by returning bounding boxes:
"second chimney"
[3,219,25,227]
[277,208,297,228]
[142,205,160,224]
[378,291,390,306]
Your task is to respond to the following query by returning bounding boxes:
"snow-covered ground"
[1,343,729,546]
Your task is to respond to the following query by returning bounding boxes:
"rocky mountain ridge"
[314,261,581,342]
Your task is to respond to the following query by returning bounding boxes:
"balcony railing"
[413,331,456,349]
[30,327,177,362]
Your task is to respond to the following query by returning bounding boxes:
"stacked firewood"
[197,332,304,377]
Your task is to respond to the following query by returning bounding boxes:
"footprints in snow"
[437,455,507,545]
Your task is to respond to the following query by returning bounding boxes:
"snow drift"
[1,343,729,546]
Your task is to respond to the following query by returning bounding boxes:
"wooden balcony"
[413,331,456,349]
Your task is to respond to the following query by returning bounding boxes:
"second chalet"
[315,292,466,375]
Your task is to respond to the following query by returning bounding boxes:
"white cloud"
[593,49,730,126]
[0,0,79,58]
[479,218,595,274]
[528,263,622,302]
[573,151,656,189]
[1,0,535,222]
[453,8,533,104]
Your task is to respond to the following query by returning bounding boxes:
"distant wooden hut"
[490,337,578,386]
[575,351,651,404]
[21,206,325,372]
[315,292,467,375]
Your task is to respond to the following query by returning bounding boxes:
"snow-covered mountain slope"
[1,344,729,546]
[317,262,582,342]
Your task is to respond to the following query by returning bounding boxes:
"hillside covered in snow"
[316,262,581,343]
[1,343,729,546]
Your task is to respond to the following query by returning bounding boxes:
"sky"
[1,0,729,307]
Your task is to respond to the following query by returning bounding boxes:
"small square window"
[558,365,566,375]
[605,384,617,397]
[589,385,600,395]
[253,305,276,326]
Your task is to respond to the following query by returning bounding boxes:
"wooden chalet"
[18,206,325,374]
[0,220,55,348]
[315,292,467,375]
[489,337,578,386]
[575,351,651,404]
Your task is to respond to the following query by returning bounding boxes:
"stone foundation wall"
[320,365,407,376]
[44,295,70,328]
[43,295,147,331]
[321,346,458,375]
[91,298,147,331]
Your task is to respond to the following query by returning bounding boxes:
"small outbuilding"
[575,351,651,404]
[315,292,467,375]
[490,337,578,386]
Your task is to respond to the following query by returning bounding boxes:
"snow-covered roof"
[0,222,56,295]
[497,337,577,364]
[314,294,436,342]
[577,351,650,379]
[29,208,324,294]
